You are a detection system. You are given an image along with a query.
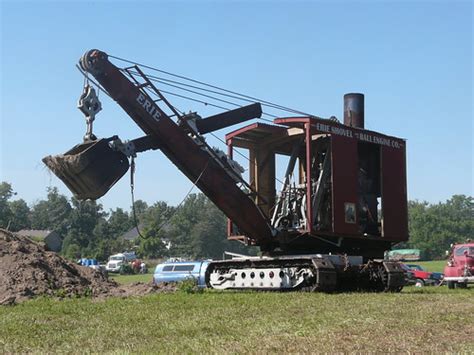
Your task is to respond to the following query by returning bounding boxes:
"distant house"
[17,230,62,252]
[121,225,172,250]
[121,225,145,242]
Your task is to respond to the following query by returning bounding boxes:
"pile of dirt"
[104,281,178,299]
[0,229,116,305]
[0,229,176,305]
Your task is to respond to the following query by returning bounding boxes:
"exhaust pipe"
[344,93,364,129]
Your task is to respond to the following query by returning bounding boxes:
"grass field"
[1,288,472,353]
[1,260,473,353]
[413,260,446,272]
[110,272,153,284]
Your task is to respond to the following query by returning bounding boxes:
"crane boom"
[50,49,274,248]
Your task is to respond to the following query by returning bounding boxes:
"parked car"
[404,264,444,287]
[78,258,101,270]
[400,263,416,286]
[444,242,474,289]
[153,260,210,287]
[77,258,107,276]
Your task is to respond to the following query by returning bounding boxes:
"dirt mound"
[0,229,118,305]
[105,282,178,299]
[0,229,176,305]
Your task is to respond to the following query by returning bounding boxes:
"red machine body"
[226,116,408,258]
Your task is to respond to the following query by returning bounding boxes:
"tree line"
[0,182,256,261]
[402,195,473,259]
[0,181,472,260]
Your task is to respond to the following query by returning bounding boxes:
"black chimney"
[344,93,364,129]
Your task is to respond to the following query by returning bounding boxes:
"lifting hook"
[78,84,102,141]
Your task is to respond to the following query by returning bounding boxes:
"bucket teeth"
[42,139,129,200]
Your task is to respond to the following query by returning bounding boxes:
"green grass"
[415,260,446,273]
[1,288,472,353]
[110,272,153,284]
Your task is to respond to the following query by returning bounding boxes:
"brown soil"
[100,281,178,300]
[0,229,176,305]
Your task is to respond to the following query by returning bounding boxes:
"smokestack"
[344,93,364,129]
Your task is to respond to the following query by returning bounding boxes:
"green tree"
[0,182,32,231]
[0,182,14,228]
[62,242,81,260]
[408,195,473,259]
[167,194,206,258]
[107,208,132,238]
[166,193,258,259]
[8,199,31,231]
[90,209,134,261]
[63,198,107,258]
[30,187,72,237]
[186,197,228,259]
[130,199,148,222]
[138,226,168,259]
[136,201,174,258]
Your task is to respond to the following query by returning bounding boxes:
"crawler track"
[206,256,405,293]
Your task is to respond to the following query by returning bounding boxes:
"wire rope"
[124,69,312,117]
[121,68,278,122]
[110,54,315,117]
[131,157,211,239]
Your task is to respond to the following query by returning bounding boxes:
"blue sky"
[1,0,472,211]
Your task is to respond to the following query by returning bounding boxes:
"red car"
[402,264,443,287]
[444,242,474,289]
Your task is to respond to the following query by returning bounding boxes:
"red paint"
[331,135,359,235]
[381,145,408,240]
[86,51,273,245]
[444,243,474,281]
[305,122,312,233]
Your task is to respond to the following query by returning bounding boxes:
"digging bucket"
[42,138,129,200]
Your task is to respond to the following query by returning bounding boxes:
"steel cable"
[124,69,311,117]
[131,157,211,239]
[110,54,315,117]
[121,68,277,122]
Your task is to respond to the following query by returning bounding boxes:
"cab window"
[455,247,468,256]
[173,264,195,272]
